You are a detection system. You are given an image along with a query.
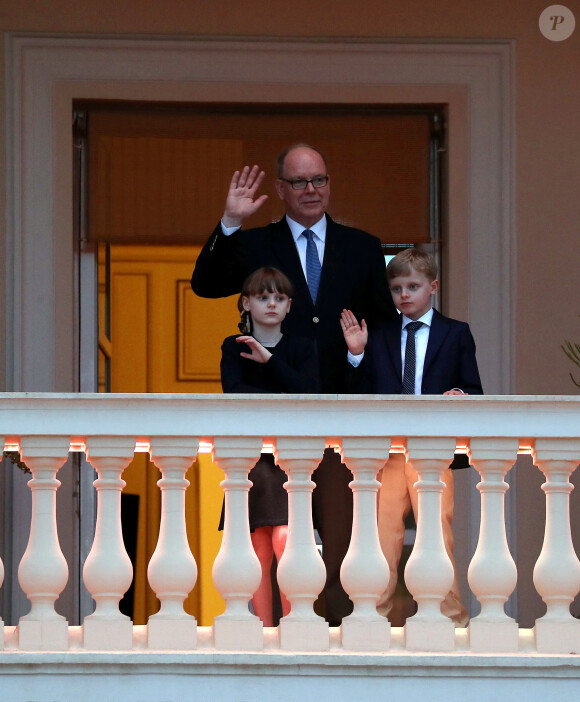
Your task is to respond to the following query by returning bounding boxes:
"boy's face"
[389,268,439,320]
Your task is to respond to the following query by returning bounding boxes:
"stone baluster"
[339,437,391,651]
[276,437,328,651]
[17,436,71,650]
[532,438,580,654]
[467,438,519,652]
[404,437,456,651]
[147,436,199,650]
[212,436,263,650]
[83,436,136,650]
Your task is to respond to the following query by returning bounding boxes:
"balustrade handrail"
[1,393,579,440]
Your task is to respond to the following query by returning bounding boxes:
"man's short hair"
[276,144,329,177]
[386,248,438,282]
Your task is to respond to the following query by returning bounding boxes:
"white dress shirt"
[221,215,326,276]
[400,308,433,395]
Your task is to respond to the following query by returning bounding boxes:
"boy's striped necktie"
[402,321,423,394]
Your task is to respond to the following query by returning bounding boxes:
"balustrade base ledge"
[1,626,580,667]
[1,651,580,679]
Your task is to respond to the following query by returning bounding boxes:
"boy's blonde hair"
[386,248,438,282]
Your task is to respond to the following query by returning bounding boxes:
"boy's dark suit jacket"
[191,214,397,393]
[351,309,483,395]
[350,310,483,469]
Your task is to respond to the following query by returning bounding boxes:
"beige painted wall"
[1,0,579,394]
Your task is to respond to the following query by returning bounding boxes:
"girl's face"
[242,290,292,331]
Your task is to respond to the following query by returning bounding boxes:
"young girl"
[220,266,319,626]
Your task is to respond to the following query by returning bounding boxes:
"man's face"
[275,147,330,228]
[389,268,439,320]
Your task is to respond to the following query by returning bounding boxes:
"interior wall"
[1,0,579,394]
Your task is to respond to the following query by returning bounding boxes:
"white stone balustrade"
[404,437,456,651]
[147,436,199,650]
[0,393,580,662]
[467,437,519,652]
[276,436,328,651]
[83,436,136,650]
[532,438,580,654]
[339,437,391,651]
[211,436,263,651]
[17,436,71,651]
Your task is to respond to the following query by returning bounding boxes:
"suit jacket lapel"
[384,317,403,382]
[423,310,449,375]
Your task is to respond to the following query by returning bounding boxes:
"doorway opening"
[74,100,446,624]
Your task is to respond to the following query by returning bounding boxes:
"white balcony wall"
[0,393,580,702]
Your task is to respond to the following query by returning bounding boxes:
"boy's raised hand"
[222,165,269,228]
[236,335,272,364]
[340,309,368,355]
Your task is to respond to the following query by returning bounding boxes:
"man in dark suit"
[191,144,397,624]
[341,248,483,625]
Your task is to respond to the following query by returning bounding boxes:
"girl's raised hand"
[236,335,273,364]
[340,309,368,355]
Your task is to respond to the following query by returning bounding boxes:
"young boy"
[340,248,483,626]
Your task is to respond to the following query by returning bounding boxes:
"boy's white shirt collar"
[402,307,434,328]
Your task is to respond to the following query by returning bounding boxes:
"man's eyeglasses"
[279,175,329,190]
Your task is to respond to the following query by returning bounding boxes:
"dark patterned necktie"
[303,229,321,303]
[402,321,423,394]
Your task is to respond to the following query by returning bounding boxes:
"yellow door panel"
[107,245,238,625]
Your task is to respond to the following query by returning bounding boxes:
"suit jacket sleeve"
[424,318,483,395]
[220,337,257,392]
[454,325,483,394]
[191,223,247,298]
